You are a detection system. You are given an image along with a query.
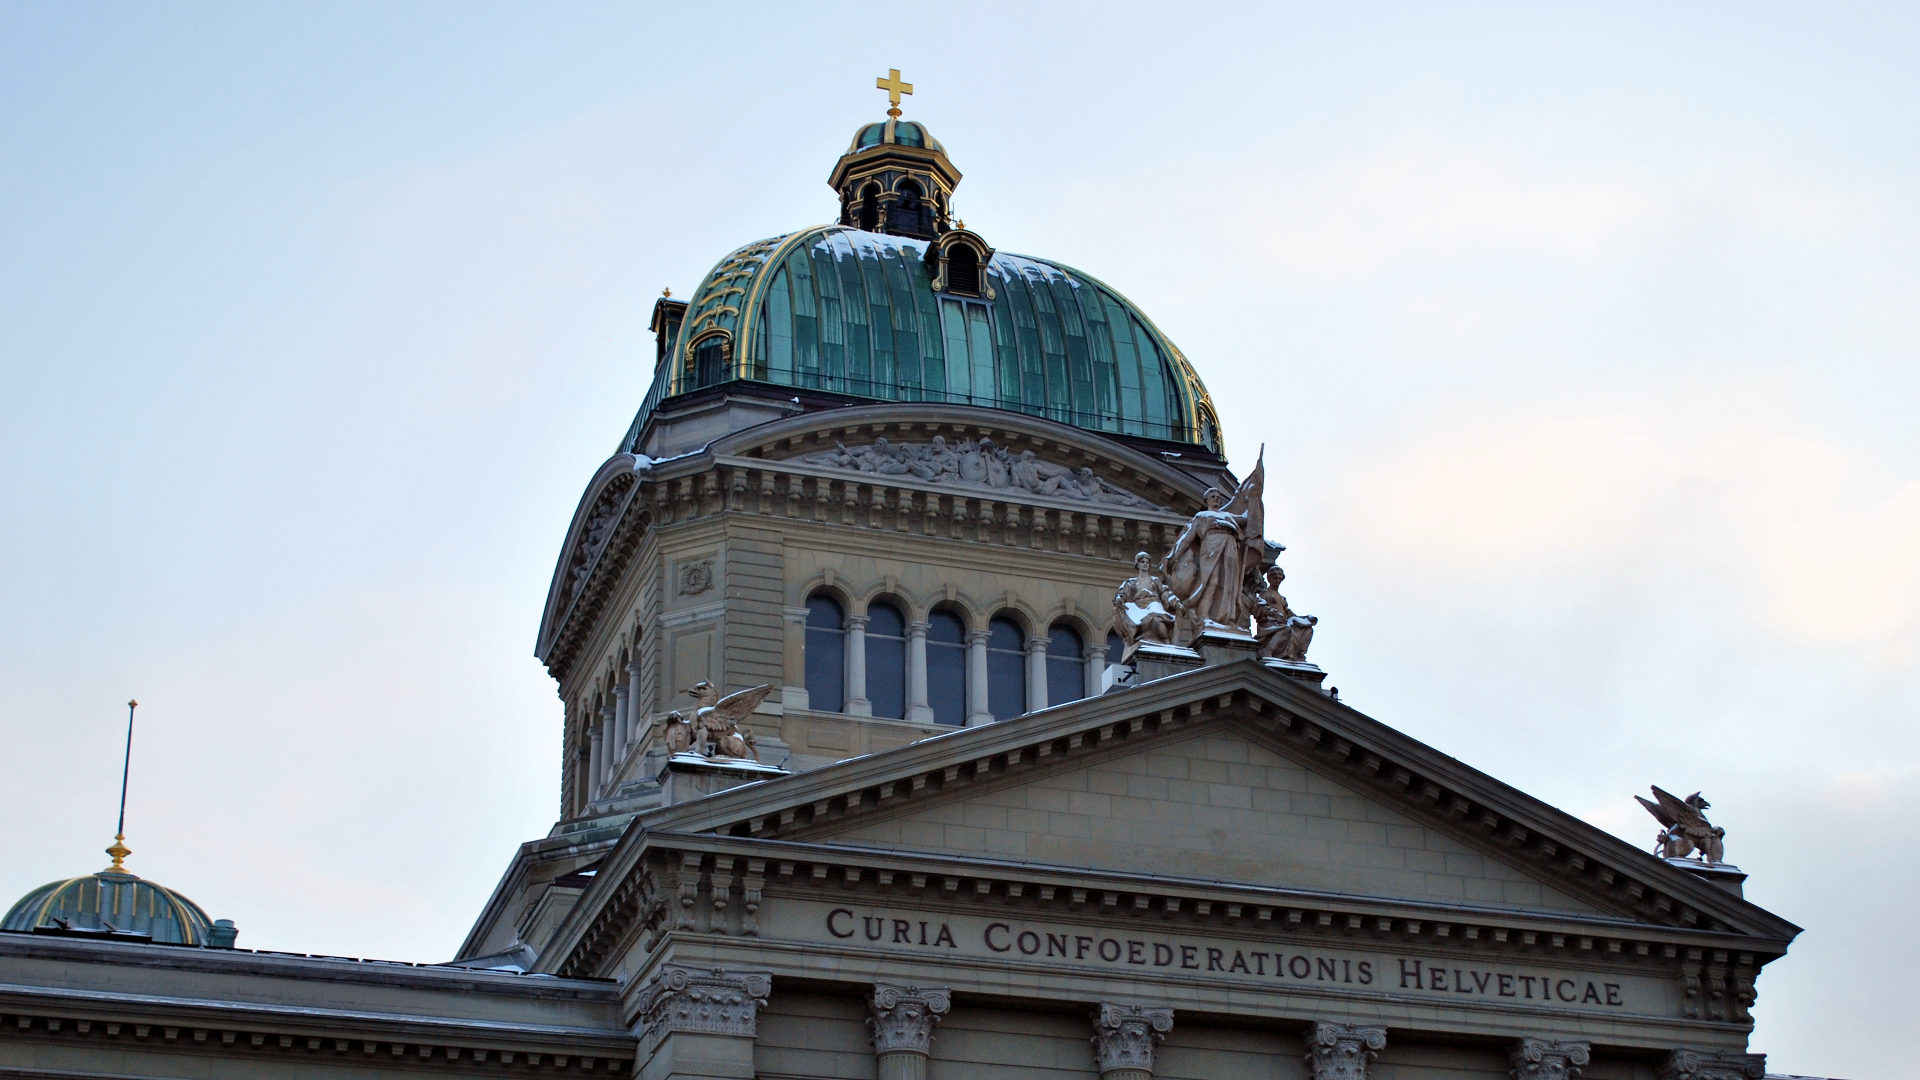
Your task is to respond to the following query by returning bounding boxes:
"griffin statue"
[1636,786,1727,864]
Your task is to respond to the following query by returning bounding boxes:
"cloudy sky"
[2,4,1914,1075]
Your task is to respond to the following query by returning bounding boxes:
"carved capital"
[1509,1038,1591,1080]
[636,965,771,1049]
[1304,1021,1387,1080]
[1658,1049,1766,1080]
[1090,1002,1173,1078]
[868,984,951,1057]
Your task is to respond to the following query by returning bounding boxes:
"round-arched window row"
[803,590,1108,725]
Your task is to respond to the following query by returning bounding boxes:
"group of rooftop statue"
[664,681,770,761]
[1112,449,1317,663]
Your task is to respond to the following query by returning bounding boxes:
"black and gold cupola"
[829,70,961,242]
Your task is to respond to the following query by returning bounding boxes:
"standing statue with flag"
[1162,447,1267,635]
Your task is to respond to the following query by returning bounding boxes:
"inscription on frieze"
[787,901,1671,1016]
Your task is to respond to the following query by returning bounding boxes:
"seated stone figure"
[1250,565,1316,663]
[1113,551,1183,653]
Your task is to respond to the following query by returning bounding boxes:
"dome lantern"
[829,69,959,241]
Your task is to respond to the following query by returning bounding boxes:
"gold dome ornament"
[876,68,912,118]
[104,699,138,873]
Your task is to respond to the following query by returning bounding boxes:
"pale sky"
[3,5,1915,1076]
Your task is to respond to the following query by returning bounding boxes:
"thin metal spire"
[105,699,136,874]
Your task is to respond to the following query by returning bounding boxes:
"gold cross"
[876,68,913,118]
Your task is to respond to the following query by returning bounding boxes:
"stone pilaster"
[868,984,950,1080]
[1025,635,1049,711]
[1303,1021,1387,1080]
[633,965,771,1080]
[1509,1038,1591,1080]
[1089,1002,1173,1080]
[844,614,872,716]
[905,622,933,722]
[964,629,992,725]
[1658,1049,1767,1080]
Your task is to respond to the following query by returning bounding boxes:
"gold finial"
[662,286,672,298]
[876,68,913,119]
[105,834,131,874]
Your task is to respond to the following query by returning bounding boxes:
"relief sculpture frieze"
[797,436,1162,509]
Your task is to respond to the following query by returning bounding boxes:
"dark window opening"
[1046,624,1086,707]
[866,601,907,720]
[947,245,981,295]
[892,180,929,238]
[1106,631,1125,665]
[986,616,1026,721]
[692,335,728,386]
[858,184,880,232]
[927,608,967,726]
[805,594,845,712]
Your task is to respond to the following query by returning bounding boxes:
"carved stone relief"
[1303,1021,1387,1080]
[868,983,951,1056]
[635,965,772,1049]
[798,436,1160,509]
[566,486,628,599]
[678,558,714,597]
[1509,1038,1591,1080]
[1657,1050,1766,1080]
[1089,1002,1173,1079]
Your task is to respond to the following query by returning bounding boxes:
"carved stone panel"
[1304,1021,1387,1080]
[635,965,771,1050]
[797,436,1162,509]
[1658,1050,1767,1080]
[1509,1038,1591,1080]
[868,983,951,1056]
[1089,1002,1173,1079]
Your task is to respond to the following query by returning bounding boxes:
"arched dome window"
[946,245,981,296]
[1046,623,1086,707]
[690,332,729,388]
[858,184,880,232]
[805,593,846,712]
[865,600,908,720]
[985,616,1026,721]
[927,607,967,726]
[892,180,929,238]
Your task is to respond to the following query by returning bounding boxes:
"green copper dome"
[4,868,219,945]
[630,226,1220,451]
[851,120,943,153]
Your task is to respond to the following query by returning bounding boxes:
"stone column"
[844,614,872,716]
[780,606,810,709]
[868,984,950,1080]
[1083,640,1106,699]
[597,703,617,796]
[613,682,632,763]
[1089,1003,1173,1080]
[1304,1021,1386,1080]
[587,725,605,801]
[1657,1050,1766,1080]
[633,965,771,1080]
[627,657,647,742]
[964,629,992,726]
[905,622,933,723]
[1509,1038,1591,1080]
[1025,636,1049,712]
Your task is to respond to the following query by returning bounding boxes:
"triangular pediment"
[807,723,1603,916]
[615,661,1800,942]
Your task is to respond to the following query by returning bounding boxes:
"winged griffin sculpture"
[1636,786,1727,864]
[663,681,772,761]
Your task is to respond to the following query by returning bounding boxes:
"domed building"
[2,865,223,946]
[0,79,1804,1080]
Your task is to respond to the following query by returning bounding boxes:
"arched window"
[946,245,980,296]
[691,333,728,387]
[858,184,880,232]
[893,180,927,236]
[1106,631,1124,665]
[805,594,845,712]
[1047,624,1086,707]
[865,601,908,720]
[927,608,967,726]
[986,616,1026,722]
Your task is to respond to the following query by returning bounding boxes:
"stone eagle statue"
[1636,786,1726,864]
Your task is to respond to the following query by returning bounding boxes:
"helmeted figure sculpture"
[1251,564,1316,663]
[1636,786,1727,864]
[1162,451,1265,632]
[1113,551,1183,654]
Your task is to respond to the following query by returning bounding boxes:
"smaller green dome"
[4,868,220,945]
[850,119,943,154]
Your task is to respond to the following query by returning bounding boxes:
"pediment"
[636,660,1799,942]
[808,724,1603,917]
